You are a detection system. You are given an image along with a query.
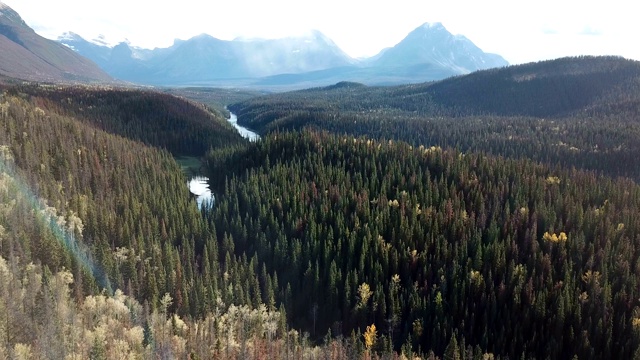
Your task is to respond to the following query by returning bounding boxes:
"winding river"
[188,112,260,208]
[227,112,260,142]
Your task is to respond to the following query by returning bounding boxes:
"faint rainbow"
[0,156,113,295]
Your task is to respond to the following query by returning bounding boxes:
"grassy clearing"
[175,156,204,177]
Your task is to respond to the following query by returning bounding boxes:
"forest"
[230,56,640,180]
[2,56,640,358]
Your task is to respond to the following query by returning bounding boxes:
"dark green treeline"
[205,129,640,358]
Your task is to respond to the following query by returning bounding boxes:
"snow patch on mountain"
[58,32,83,42]
[57,32,125,48]
[90,34,124,47]
[423,22,444,29]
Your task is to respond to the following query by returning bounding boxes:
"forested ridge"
[205,130,640,359]
[231,56,640,120]
[0,86,290,358]
[230,56,640,180]
[7,84,245,155]
[0,85,229,307]
[2,56,640,358]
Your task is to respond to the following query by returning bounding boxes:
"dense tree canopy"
[204,130,640,358]
[230,56,640,180]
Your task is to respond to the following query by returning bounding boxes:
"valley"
[1,1,640,359]
[2,56,640,359]
[227,111,260,142]
[185,111,259,207]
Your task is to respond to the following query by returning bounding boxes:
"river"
[227,112,260,142]
[188,111,260,208]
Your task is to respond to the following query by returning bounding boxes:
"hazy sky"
[6,0,638,64]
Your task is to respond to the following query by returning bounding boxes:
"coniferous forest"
[2,56,640,359]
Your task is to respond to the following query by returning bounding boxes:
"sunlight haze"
[6,0,638,64]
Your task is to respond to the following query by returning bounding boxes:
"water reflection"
[188,176,214,208]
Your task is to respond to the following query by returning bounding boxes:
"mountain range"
[0,1,507,88]
[57,23,508,88]
[58,30,358,86]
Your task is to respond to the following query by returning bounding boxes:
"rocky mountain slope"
[0,2,111,83]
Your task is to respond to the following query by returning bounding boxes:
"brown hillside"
[0,2,112,83]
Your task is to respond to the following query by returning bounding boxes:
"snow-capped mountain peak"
[52,19,508,87]
[371,22,508,73]
[58,31,84,41]
[90,34,122,47]
[57,32,126,48]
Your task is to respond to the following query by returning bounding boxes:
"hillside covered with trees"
[230,56,640,180]
[204,130,640,359]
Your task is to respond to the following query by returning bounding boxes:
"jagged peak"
[0,1,27,26]
[58,31,84,41]
[57,32,126,48]
[405,22,453,40]
[406,22,449,35]
[91,34,116,47]
[421,22,445,30]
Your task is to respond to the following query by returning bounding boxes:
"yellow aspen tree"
[357,283,372,309]
[364,323,377,349]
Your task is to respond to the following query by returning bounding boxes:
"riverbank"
[227,111,260,141]
[181,111,260,208]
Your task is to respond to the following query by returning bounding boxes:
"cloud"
[580,26,603,36]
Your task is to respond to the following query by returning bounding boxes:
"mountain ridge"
[0,1,112,83]
[227,55,640,180]
[230,55,640,124]
[57,22,508,88]
[0,2,509,87]
[370,22,506,73]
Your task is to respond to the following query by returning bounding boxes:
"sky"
[5,0,639,65]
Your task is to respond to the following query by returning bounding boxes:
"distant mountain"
[370,22,508,73]
[0,2,111,83]
[230,56,640,133]
[228,55,640,176]
[58,32,157,82]
[60,30,356,85]
[147,32,356,82]
[255,23,508,88]
[57,22,507,88]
